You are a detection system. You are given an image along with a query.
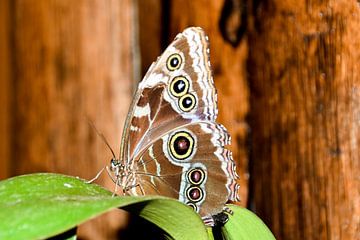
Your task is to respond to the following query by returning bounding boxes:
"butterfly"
[106,27,239,226]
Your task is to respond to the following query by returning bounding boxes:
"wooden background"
[0,0,359,239]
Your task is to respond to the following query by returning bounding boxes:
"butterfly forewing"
[120,27,218,161]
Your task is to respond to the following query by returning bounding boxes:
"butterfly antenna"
[87,118,117,160]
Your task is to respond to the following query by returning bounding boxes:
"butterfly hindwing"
[129,121,239,219]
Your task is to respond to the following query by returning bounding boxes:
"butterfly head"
[109,158,122,173]
[109,158,128,177]
[109,158,123,180]
[108,157,136,194]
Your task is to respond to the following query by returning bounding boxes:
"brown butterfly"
[105,27,239,226]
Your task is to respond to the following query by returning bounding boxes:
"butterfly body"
[111,27,239,226]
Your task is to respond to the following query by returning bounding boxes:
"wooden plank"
[0,0,11,180]
[167,0,249,206]
[248,1,360,239]
[137,0,162,76]
[11,0,135,238]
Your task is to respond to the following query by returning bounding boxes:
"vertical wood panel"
[10,0,135,238]
[138,0,163,76]
[0,0,11,180]
[248,1,360,239]
[168,0,249,205]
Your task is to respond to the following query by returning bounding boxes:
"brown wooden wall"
[0,0,359,239]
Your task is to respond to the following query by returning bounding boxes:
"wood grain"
[9,0,135,239]
[248,0,360,239]
[137,0,163,76]
[167,0,250,206]
[0,0,11,180]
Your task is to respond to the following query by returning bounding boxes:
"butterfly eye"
[169,76,189,97]
[186,186,204,202]
[166,53,182,71]
[187,168,205,185]
[179,93,196,112]
[169,131,194,160]
[186,202,198,212]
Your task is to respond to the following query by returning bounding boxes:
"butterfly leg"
[121,174,131,195]
[121,173,140,195]
[104,166,120,197]
[86,166,105,184]
[122,183,144,196]
[113,177,119,197]
[122,173,142,195]
[138,183,145,196]
[112,174,123,197]
[105,166,117,183]
[122,176,139,193]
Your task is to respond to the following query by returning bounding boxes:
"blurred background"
[0,0,359,239]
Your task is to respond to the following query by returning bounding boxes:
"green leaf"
[122,198,208,240]
[221,205,276,240]
[0,173,208,240]
[207,227,215,240]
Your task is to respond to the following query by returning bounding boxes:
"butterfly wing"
[118,27,239,224]
[127,121,239,219]
[119,27,217,162]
